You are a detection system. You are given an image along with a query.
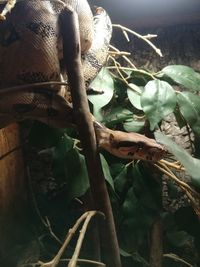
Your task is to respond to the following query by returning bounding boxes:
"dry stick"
[163,254,193,267]
[109,44,137,68]
[41,212,103,267]
[24,258,105,267]
[60,8,122,267]
[27,167,62,245]
[107,65,156,80]
[149,217,163,267]
[112,24,163,57]
[62,258,105,266]
[159,159,185,171]
[0,0,16,20]
[68,211,100,267]
[158,161,200,199]
[109,50,131,56]
[154,163,200,217]
[108,55,131,87]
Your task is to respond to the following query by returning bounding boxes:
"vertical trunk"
[0,123,27,265]
[149,217,163,267]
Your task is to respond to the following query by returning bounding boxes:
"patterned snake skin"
[0,0,166,162]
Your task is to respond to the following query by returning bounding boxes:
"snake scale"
[0,0,166,162]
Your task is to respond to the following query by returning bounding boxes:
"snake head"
[94,122,166,162]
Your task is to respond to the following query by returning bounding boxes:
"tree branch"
[59,8,122,267]
[149,217,163,267]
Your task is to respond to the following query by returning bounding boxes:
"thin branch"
[122,29,130,42]
[157,161,200,199]
[154,163,200,217]
[143,34,158,39]
[109,44,136,69]
[106,65,156,80]
[0,0,16,20]
[159,159,185,171]
[163,253,193,267]
[41,211,104,267]
[113,24,163,57]
[108,51,131,57]
[108,55,131,88]
[21,258,105,267]
[27,167,62,245]
[68,211,101,267]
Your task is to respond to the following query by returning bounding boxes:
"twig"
[68,211,102,267]
[113,24,163,57]
[106,65,156,80]
[157,161,200,199]
[41,211,104,267]
[109,44,136,69]
[154,163,200,217]
[159,159,185,171]
[108,55,131,88]
[21,258,105,267]
[122,29,130,42]
[108,50,131,56]
[45,217,62,245]
[27,167,62,245]
[163,253,193,267]
[0,0,16,20]
[143,34,158,39]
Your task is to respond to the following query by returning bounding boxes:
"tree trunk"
[0,123,27,265]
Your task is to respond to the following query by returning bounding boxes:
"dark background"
[90,0,200,28]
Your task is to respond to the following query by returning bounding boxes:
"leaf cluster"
[20,64,200,267]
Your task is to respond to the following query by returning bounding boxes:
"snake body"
[0,0,166,162]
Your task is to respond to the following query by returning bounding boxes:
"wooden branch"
[60,8,121,267]
[149,217,163,267]
[0,123,27,265]
[68,211,102,267]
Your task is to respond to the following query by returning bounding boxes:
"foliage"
[18,64,200,267]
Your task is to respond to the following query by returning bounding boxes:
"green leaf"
[65,149,90,202]
[114,165,129,193]
[173,107,187,129]
[160,65,200,91]
[103,107,133,127]
[141,80,176,130]
[88,68,114,120]
[123,119,145,133]
[127,84,142,110]
[100,154,114,190]
[110,163,124,178]
[177,92,200,135]
[120,249,149,266]
[128,69,153,86]
[167,231,193,247]
[53,136,90,202]
[155,132,200,187]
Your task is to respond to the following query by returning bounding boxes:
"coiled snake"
[0,0,166,162]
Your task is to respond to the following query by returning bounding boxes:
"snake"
[0,0,166,162]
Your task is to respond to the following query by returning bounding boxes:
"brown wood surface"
[0,123,27,263]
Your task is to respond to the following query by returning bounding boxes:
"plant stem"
[149,217,163,267]
[112,24,163,57]
[68,211,100,267]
